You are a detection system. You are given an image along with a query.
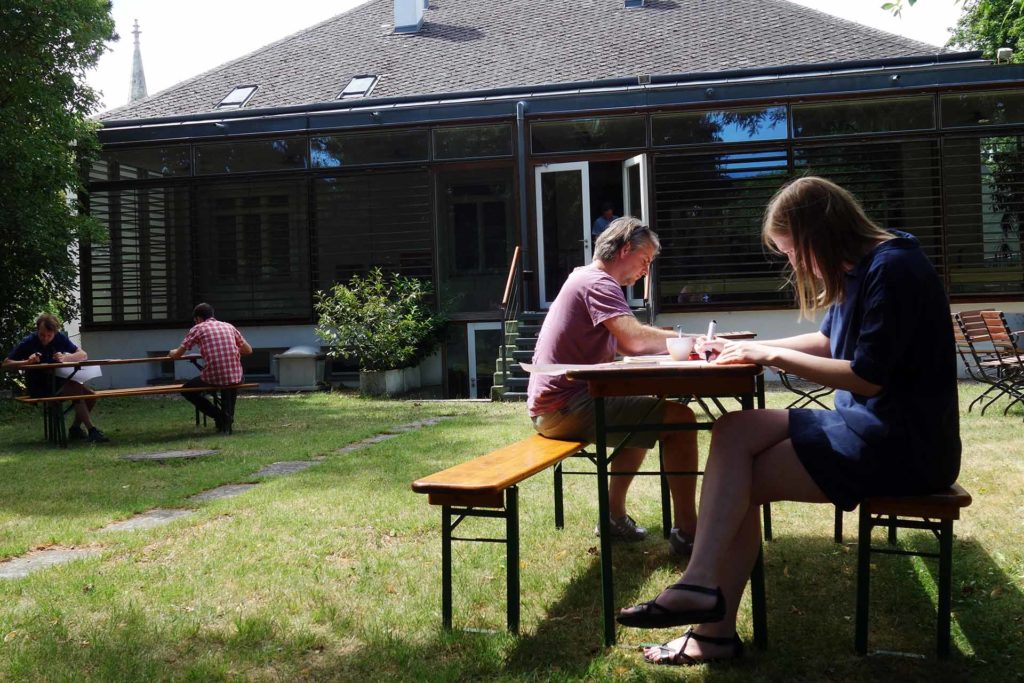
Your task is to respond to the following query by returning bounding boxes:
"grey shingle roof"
[101,0,946,121]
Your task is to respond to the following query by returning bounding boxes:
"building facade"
[85,0,1024,394]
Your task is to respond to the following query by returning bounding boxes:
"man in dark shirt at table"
[3,314,109,442]
[168,303,252,434]
[527,218,700,554]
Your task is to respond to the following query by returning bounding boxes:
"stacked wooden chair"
[955,310,1024,416]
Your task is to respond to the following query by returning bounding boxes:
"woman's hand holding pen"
[709,340,774,366]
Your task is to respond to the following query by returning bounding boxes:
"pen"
[705,319,717,361]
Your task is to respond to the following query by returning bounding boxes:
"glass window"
[95,146,192,180]
[310,130,429,167]
[531,116,645,154]
[654,149,791,309]
[313,170,433,289]
[792,96,934,138]
[652,106,788,147]
[195,138,307,175]
[433,124,513,159]
[436,168,516,313]
[943,135,1024,297]
[339,75,378,99]
[941,90,1024,128]
[216,85,258,110]
[84,186,193,325]
[194,179,311,321]
[795,140,943,266]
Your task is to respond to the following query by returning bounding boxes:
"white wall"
[81,324,320,389]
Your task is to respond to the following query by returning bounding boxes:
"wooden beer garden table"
[559,358,767,647]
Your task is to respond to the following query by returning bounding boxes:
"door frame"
[622,153,650,306]
[534,161,591,308]
[467,321,502,399]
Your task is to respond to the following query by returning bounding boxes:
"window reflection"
[195,138,307,175]
[531,116,645,154]
[793,97,934,137]
[653,106,788,146]
[310,130,429,167]
[941,91,1024,128]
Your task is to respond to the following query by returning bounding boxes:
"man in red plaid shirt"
[169,303,252,433]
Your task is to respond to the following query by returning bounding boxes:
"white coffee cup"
[666,336,695,361]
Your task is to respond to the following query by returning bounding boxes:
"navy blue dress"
[789,232,961,510]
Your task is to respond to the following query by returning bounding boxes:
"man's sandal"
[644,627,744,666]
[616,583,725,628]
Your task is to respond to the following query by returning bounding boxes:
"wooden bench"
[751,483,973,658]
[16,382,258,445]
[411,434,587,633]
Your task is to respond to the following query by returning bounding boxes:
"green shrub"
[314,269,447,371]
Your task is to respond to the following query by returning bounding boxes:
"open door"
[622,154,649,307]
[535,162,591,308]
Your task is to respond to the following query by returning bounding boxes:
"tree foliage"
[314,269,448,372]
[0,1,116,367]
[949,0,1024,60]
[884,1,1023,60]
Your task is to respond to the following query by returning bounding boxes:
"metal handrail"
[498,246,524,399]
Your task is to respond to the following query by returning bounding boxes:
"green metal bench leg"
[937,518,953,658]
[750,539,768,650]
[659,442,671,539]
[762,502,773,541]
[834,506,843,544]
[506,486,520,634]
[553,462,564,529]
[888,515,898,545]
[441,505,453,630]
[855,506,871,655]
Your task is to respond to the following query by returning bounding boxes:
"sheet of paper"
[520,362,618,376]
[54,364,103,383]
[622,355,709,367]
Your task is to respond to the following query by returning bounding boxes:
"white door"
[622,154,650,306]
[535,161,591,308]
[467,322,502,399]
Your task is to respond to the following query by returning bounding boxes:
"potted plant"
[314,268,447,397]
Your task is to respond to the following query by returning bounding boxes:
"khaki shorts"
[531,392,666,449]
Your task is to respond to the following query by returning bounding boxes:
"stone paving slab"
[253,460,320,477]
[0,548,99,579]
[120,449,218,462]
[337,416,452,452]
[100,508,194,532]
[189,483,258,502]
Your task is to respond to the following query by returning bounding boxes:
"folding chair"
[956,310,1024,415]
[776,369,835,409]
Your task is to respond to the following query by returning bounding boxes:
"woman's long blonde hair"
[763,176,892,319]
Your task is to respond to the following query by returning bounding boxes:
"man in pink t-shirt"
[527,218,699,554]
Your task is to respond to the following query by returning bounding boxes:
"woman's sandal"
[644,627,744,666]
[616,582,725,628]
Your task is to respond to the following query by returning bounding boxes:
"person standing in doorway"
[592,201,620,241]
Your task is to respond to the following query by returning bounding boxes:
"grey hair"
[593,216,660,262]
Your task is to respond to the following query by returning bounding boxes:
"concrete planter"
[359,369,406,397]
[403,365,421,390]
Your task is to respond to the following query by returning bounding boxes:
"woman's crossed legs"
[619,408,830,664]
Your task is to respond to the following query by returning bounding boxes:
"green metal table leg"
[596,396,615,647]
[553,462,564,529]
[441,505,453,630]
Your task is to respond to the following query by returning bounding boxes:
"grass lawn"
[0,384,1021,681]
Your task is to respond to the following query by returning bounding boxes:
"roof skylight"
[338,75,378,99]
[216,85,258,110]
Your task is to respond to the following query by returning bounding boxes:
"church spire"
[129,19,148,103]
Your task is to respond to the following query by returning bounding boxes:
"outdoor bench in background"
[10,356,258,446]
[412,434,587,633]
